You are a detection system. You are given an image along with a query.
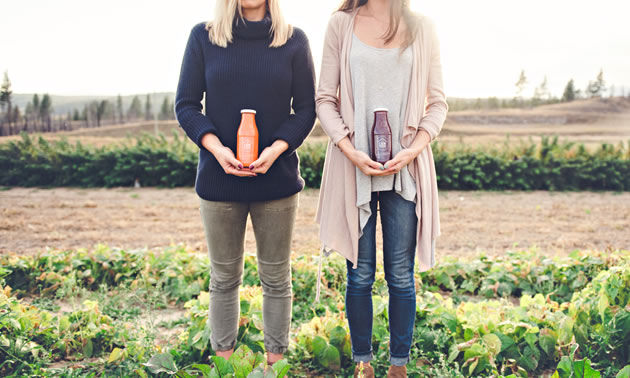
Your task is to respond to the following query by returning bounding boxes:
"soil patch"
[1,188,628,259]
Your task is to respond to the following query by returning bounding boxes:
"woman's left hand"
[249,140,289,174]
[382,129,432,174]
[382,149,419,174]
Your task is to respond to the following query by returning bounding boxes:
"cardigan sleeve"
[418,18,448,142]
[271,29,317,155]
[175,24,219,149]
[316,13,352,146]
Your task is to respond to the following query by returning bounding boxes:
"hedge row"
[1,133,629,190]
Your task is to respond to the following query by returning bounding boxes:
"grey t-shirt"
[350,33,416,235]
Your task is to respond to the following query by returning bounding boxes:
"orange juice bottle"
[236,109,259,167]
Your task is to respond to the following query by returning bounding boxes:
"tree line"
[449,69,627,112]
[2,68,628,136]
[0,71,176,137]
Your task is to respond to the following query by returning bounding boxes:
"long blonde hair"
[338,0,418,50]
[207,0,293,48]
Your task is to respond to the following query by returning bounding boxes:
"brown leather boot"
[354,362,375,378]
[387,365,407,378]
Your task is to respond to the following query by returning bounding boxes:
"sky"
[1,0,629,99]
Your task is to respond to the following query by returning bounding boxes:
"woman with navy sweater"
[175,0,316,365]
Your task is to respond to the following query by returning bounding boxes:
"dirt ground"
[1,187,628,259]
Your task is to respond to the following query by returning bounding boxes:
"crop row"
[1,245,630,376]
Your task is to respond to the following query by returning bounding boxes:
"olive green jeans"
[199,193,298,354]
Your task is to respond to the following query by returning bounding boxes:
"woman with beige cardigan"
[315,0,447,376]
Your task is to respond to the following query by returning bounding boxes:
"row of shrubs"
[1,132,629,190]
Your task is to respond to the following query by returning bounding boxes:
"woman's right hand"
[337,137,389,176]
[201,133,257,177]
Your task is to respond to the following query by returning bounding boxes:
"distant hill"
[11,92,176,116]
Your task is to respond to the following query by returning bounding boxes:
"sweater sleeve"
[271,30,317,155]
[315,13,351,146]
[175,24,219,149]
[418,18,448,141]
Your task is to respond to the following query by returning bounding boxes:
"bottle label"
[238,136,257,164]
[242,139,253,155]
[375,135,391,162]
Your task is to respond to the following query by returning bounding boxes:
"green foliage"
[0,71,12,114]
[294,312,350,373]
[296,142,326,189]
[433,137,630,190]
[2,246,630,377]
[0,132,196,187]
[567,265,630,370]
[552,346,601,378]
[185,346,289,378]
[0,286,153,377]
[420,249,628,303]
[1,244,210,303]
[2,133,630,190]
[563,79,577,102]
[290,254,346,321]
[587,69,607,98]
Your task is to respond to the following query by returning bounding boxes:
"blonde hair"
[207,0,293,48]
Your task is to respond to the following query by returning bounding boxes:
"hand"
[382,149,419,174]
[382,129,431,174]
[201,133,256,177]
[336,137,389,176]
[348,150,393,176]
[249,140,289,174]
[214,145,258,177]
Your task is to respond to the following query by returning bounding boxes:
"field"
[2,97,629,149]
[2,98,630,377]
[441,97,630,148]
[1,188,629,257]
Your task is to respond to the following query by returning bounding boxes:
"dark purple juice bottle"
[371,108,392,164]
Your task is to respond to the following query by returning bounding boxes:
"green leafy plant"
[2,133,629,190]
[2,246,630,377]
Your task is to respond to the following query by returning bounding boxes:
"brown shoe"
[354,362,375,378]
[387,365,407,378]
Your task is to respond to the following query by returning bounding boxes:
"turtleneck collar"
[232,13,272,40]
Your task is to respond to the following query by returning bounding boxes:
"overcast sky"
[1,0,629,98]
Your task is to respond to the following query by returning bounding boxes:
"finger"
[376,170,395,176]
[235,171,257,177]
[251,165,268,174]
[226,167,257,177]
[372,169,394,176]
[366,160,384,171]
[363,167,385,176]
[226,156,244,170]
[248,157,264,170]
[385,163,401,173]
[383,158,400,170]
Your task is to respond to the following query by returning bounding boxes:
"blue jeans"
[346,191,417,366]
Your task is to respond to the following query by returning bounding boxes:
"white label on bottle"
[375,135,391,162]
[378,137,387,149]
[243,141,252,154]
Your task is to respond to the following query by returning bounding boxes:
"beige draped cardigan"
[314,8,448,295]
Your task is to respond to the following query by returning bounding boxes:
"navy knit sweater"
[175,15,316,202]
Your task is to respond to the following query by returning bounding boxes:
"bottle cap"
[373,108,388,112]
[241,109,257,114]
